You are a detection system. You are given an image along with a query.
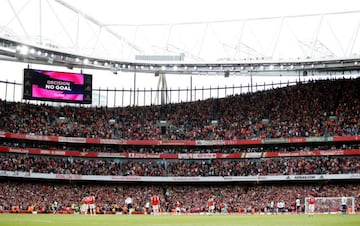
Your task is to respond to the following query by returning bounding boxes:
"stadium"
[0,0,359,226]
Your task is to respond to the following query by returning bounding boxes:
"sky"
[62,0,360,60]
[0,0,359,105]
[69,0,360,25]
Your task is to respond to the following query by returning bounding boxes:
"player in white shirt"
[277,200,285,214]
[125,196,133,215]
[341,196,347,215]
[295,198,301,214]
[53,200,58,214]
[145,202,150,215]
[270,200,274,214]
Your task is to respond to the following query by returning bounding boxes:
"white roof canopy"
[1,0,360,62]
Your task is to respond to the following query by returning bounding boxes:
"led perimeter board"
[23,69,92,104]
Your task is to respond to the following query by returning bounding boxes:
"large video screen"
[23,69,92,104]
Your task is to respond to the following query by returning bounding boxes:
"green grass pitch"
[0,214,359,226]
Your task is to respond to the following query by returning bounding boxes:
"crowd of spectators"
[0,181,359,214]
[1,138,359,154]
[0,79,359,215]
[166,156,360,176]
[1,153,359,176]
[0,78,359,140]
[0,153,163,176]
[165,183,360,213]
[0,181,163,214]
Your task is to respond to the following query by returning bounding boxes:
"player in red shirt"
[151,195,160,215]
[208,197,215,215]
[82,195,90,215]
[308,196,315,216]
[175,201,181,215]
[81,194,96,215]
[89,194,96,216]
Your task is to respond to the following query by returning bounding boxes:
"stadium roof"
[1,0,360,76]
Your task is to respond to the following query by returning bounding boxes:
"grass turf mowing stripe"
[0,214,359,226]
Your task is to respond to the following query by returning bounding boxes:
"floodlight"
[20,46,29,55]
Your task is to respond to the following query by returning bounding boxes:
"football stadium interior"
[0,1,359,226]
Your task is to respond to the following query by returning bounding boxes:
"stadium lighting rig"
[1,36,360,77]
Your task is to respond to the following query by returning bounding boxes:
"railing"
[0,79,299,107]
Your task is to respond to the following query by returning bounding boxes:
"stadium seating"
[0,78,359,214]
[0,79,358,140]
